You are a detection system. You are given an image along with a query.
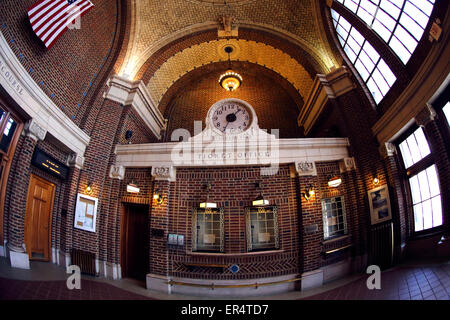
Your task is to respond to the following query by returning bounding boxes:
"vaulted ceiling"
[116,0,342,108]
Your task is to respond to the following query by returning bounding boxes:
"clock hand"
[223,121,230,132]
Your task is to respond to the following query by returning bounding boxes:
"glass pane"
[422,199,433,230]
[399,13,424,41]
[372,20,392,42]
[389,36,412,64]
[413,203,424,231]
[399,139,413,168]
[0,117,17,153]
[417,170,430,200]
[366,78,383,103]
[371,69,390,95]
[426,165,439,197]
[377,59,397,86]
[408,174,421,204]
[394,25,417,53]
[431,196,442,227]
[376,9,396,31]
[403,1,428,28]
[414,127,431,158]
[380,0,401,19]
[355,60,371,81]
[405,134,421,164]
[443,102,450,126]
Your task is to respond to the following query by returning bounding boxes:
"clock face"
[210,101,252,134]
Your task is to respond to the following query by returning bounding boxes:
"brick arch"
[159,61,305,141]
[136,27,326,84]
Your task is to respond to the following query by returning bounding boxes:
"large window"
[192,207,224,252]
[398,127,442,232]
[336,0,435,64]
[332,10,397,104]
[322,196,348,239]
[246,206,279,251]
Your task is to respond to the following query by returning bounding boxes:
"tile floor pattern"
[305,264,450,300]
[0,277,152,300]
[0,263,449,300]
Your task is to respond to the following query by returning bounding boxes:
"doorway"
[24,174,55,261]
[121,204,150,281]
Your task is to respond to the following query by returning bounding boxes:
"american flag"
[27,0,94,49]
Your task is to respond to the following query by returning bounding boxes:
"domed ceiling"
[116,0,342,108]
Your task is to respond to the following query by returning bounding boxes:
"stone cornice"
[105,74,166,139]
[0,31,90,156]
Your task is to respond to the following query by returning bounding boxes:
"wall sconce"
[252,182,269,206]
[200,183,217,208]
[127,180,140,193]
[328,176,342,188]
[373,177,380,185]
[153,189,166,204]
[302,184,315,201]
[85,182,93,195]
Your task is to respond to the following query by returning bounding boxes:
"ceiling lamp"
[328,176,342,188]
[200,183,217,209]
[219,46,242,92]
[252,182,269,206]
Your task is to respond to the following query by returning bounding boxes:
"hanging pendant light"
[252,182,269,206]
[200,183,217,208]
[219,46,242,92]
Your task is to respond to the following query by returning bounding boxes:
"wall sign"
[31,148,69,180]
[368,184,392,225]
[74,193,98,233]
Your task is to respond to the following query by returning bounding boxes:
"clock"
[208,99,253,135]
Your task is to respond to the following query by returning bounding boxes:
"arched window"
[335,0,435,64]
[331,10,397,104]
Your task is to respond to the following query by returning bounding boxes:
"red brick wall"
[113,162,361,280]
[161,62,304,141]
[0,0,123,133]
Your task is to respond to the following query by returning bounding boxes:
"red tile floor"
[0,258,449,300]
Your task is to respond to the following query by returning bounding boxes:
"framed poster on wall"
[368,184,392,225]
[74,193,98,232]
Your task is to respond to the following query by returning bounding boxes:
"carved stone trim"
[151,165,176,182]
[23,119,47,142]
[67,153,85,169]
[339,157,356,173]
[379,142,396,158]
[295,161,317,176]
[415,103,437,127]
[109,165,125,180]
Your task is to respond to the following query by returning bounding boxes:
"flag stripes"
[27,0,94,49]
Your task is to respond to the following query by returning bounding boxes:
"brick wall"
[112,162,361,280]
[161,62,304,141]
[0,0,123,133]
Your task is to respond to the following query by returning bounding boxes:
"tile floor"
[0,257,449,300]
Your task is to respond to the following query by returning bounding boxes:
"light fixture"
[252,182,269,206]
[85,182,93,195]
[219,46,242,92]
[302,184,315,201]
[127,180,140,193]
[373,177,380,185]
[153,189,165,204]
[200,183,217,209]
[328,176,342,188]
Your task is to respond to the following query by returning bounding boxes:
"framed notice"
[368,184,392,225]
[74,193,98,232]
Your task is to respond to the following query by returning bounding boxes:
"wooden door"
[25,174,55,261]
[121,204,149,281]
